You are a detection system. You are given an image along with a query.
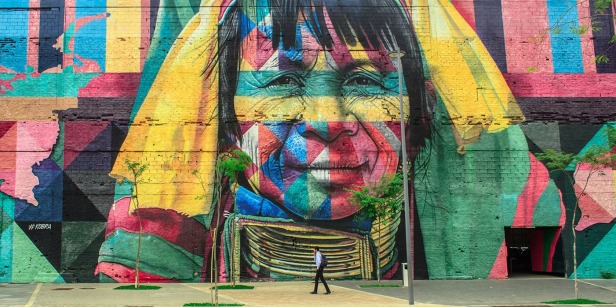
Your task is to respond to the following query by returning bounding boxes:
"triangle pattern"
[61,222,106,281]
[558,123,602,155]
[12,222,62,282]
[61,226,105,282]
[520,122,561,152]
[17,121,59,151]
[0,222,13,282]
[64,121,110,169]
[62,173,107,222]
[0,121,16,142]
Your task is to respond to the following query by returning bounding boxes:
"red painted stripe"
[452,0,476,31]
[546,228,562,271]
[78,73,141,97]
[94,262,175,283]
[27,0,40,72]
[488,241,508,279]
[104,197,207,256]
[501,0,552,73]
[513,153,549,227]
[504,73,616,97]
[578,0,597,73]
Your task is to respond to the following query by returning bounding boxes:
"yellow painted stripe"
[24,283,42,307]
[106,0,142,72]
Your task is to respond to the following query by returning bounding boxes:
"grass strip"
[543,298,608,304]
[114,285,161,290]
[184,303,244,306]
[212,285,255,290]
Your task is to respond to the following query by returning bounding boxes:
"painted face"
[234,13,410,221]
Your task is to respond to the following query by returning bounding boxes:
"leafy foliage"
[348,173,404,225]
[217,150,252,185]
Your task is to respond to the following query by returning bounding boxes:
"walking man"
[310,247,331,294]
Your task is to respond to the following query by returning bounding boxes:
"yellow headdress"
[407,0,524,145]
[111,0,524,216]
[110,0,221,216]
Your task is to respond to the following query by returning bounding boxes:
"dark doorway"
[504,227,564,277]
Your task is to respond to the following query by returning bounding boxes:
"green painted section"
[576,224,616,278]
[0,193,15,282]
[61,222,106,271]
[98,229,203,281]
[415,98,531,279]
[51,122,64,167]
[566,123,615,171]
[0,71,98,97]
[12,224,63,282]
[532,181,562,226]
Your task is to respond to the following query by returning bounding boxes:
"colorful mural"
[0,0,615,283]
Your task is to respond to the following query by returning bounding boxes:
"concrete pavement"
[1,277,615,307]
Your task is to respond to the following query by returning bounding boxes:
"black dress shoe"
[310,291,317,294]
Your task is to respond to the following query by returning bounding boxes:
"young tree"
[536,125,615,299]
[122,159,148,289]
[193,148,252,305]
[347,173,404,284]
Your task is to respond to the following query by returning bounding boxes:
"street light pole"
[388,50,414,305]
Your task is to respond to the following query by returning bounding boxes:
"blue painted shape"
[0,0,29,72]
[74,0,107,72]
[235,186,288,218]
[547,0,584,73]
[15,158,63,222]
[311,197,331,220]
[39,0,65,72]
[239,11,256,42]
[283,123,306,164]
[261,155,284,190]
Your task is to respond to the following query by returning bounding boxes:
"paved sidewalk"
[0,278,615,307]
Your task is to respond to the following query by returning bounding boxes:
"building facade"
[0,0,615,282]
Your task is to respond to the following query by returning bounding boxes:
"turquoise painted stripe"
[74,0,107,72]
[235,71,404,96]
[566,123,615,170]
[547,0,584,73]
[0,193,15,282]
[0,0,29,72]
[0,72,98,97]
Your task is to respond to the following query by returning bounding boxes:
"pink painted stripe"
[78,73,141,97]
[141,0,150,70]
[546,228,562,271]
[63,0,76,68]
[578,0,596,73]
[488,241,508,279]
[513,153,549,227]
[452,0,476,31]
[501,0,552,73]
[27,0,40,72]
[504,73,616,97]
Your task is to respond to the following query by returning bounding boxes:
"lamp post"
[388,50,414,305]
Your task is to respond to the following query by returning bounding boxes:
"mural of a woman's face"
[234,15,410,221]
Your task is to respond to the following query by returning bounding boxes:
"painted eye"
[266,75,303,87]
[344,74,382,87]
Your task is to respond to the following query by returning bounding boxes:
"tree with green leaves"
[536,125,615,299]
[193,148,252,305]
[347,173,404,284]
[122,159,148,289]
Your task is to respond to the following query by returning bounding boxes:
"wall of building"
[0,0,614,282]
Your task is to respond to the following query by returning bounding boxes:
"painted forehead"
[236,6,396,72]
